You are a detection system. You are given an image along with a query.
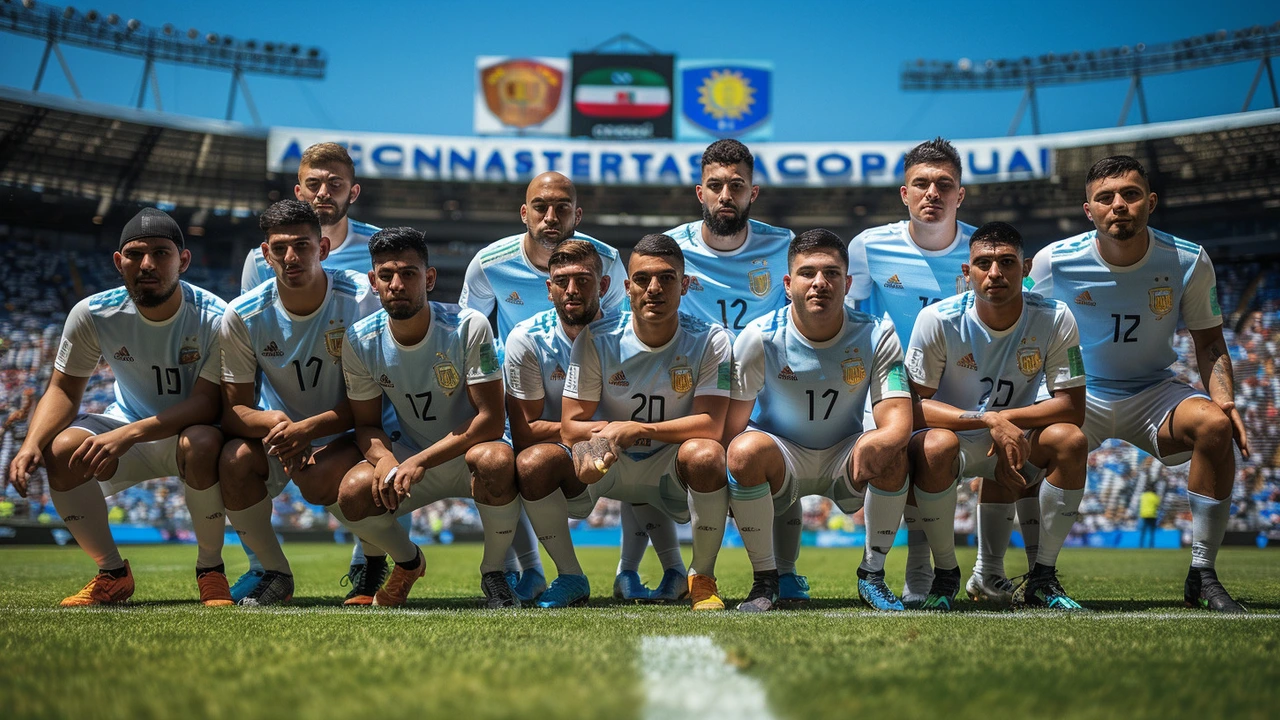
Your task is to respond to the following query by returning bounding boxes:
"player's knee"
[725,432,770,483]
[178,425,222,489]
[45,430,88,491]
[1046,423,1088,462]
[678,439,726,491]
[338,466,378,521]
[515,445,563,499]
[920,428,959,464]
[218,439,256,482]
[1189,404,1233,452]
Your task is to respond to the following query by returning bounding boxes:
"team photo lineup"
[5,134,1256,615]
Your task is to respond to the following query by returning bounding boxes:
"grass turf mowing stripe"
[640,636,775,720]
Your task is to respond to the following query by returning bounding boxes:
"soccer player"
[336,226,521,609]
[6,208,230,607]
[563,234,734,611]
[907,222,1088,610]
[664,139,800,602]
[1030,156,1250,613]
[845,137,1023,607]
[235,142,390,602]
[503,240,611,608]
[725,229,913,612]
[219,199,379,606]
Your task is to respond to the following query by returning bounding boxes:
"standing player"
[563,234,734,611]
[503,240,610,608]
[725,229,913,612]
[664,139,799,601]
[219,200,379,606]
[907,222,1088,610]
[336,227,521,609]
[1030,156,1250,612]
[6,209,230,607]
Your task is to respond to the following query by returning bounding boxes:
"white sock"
[350,514,408,564]
[1036,481,1083,568]
[1016,496,1041,573]
[476,498,522,575]
[183,483,226,570]
[773,500,802,576]
[328,503,417,564]
[52,482,123,571]
[728,471,776,573]
[914,485,959,571]
[226,497,290,573]
[902,503,934,596]
[1188,491,1230,569]
[860,484,907,574]
[522,490,582,576]
[631,503,686,573]
[511,510,543,574]
[616,503,648,574]
[688,486,728,577]
[975,502,1014,579]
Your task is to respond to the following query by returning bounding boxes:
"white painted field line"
[639,635,776,720]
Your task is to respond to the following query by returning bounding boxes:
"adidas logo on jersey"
[113,346,134,362]
[957,353,978,370]
[777,365,798,381]
[262,341,284,357]
[504,291,524,305]
[1074,291,1096,306]
[883,274,904,289]
[608,370,629,387]
[550,364,566,382]
[378,374,395,388]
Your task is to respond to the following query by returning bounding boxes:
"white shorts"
[1085,379,1205,466]
[749,430,865,515]
[953,428,1044,484]
[567,444,690,524]
[391,443,478,517]
[70,414,181,496]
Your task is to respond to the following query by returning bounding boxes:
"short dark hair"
[1085,155,1149,194]
[368,226,429,266]
[259,199,321,238]
[789,228,848,270]
[548,239,602,275]
[701,139,754,177]
[632,234,684,273]
[904,137,962,181]
[969,221,1023,253]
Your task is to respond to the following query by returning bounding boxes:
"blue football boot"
[612,570,652,602]
[513,568,547,603]
[647,568,690,604]
[229,570,264,603]
[536,574,590,608]
[857,567,905,611]
[777,572,811,607]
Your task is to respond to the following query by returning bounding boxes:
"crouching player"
[906,222,1088,610]
[725,229,913,612]
[563,234,734,611]
[336,227,521,608]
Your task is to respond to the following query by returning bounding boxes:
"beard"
[702,201,750,237]
[126,274,180,308]
[556,297,599,328]
[1110,222,1139,241]
[384,295,426,320]
[312,196,350,226]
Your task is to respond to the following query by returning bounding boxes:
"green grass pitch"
[2,544,1278,720]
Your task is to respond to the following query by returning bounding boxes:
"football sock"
[617,502,646,574]
[327,502,417,565]
[1188,491,1230,569]
[394,549,422,572]
[197,563,225,576]
[476,498,522,575]
[522,490,583,576]
[631,503,686,573]
[1016,496,1041,573]
[914,484,959,571]
[1036,481,1083,568]
[975,502,1014,579]
[511,510,543,574]
[728,470,776,573]
[773,500,802,576]
[225,497,290,573]
[688,486,729,577]
[902,503,934,596]
[51,482,123,571]
[351,516,406,565]
[183,483,226,570]
[243,544,265,574]
[859,483,908,574]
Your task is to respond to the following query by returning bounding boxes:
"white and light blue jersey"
[222,270,379,444]
[846,220,976,348]
[1029,229,1221,400]
[564,311,733,459]
[664,219,794,332]
[503,308,575,423]
[56,282,225,424]
[240,218,379,293]
[732,306,910,450]
[906,291,1086,437]
[343,302,501,453]
[459,232,627,342]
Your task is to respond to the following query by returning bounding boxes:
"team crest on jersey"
[669,366,694,394]
[113,346,134,362]
[550,364,566,382]
[434,353,461,393]
[324,328,345,358]
[378,374,395,388]
[1148,287,1173,318]
[1017,347,1043,377]
[687,277,705,292]
[748,259,771,297]
[842,357,866,386]
[179,336,201,365]
[262,341,284,357]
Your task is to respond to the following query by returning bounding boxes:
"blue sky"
[1,0,1276,141]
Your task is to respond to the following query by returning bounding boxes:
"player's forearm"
[414,410,506,469]
[297,407,354,443]
[355,425,396,466]
[20,388,80,453]
[1198,343,1237,407]
[919,399,993,431]
[996,392,1084,429]
[561,417,608,446]
[645,413,724,445]
[223,405,287,439]
[515,419,560,448]
[122,393,219,444]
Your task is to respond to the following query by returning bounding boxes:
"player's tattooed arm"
[1190,325,1249,458]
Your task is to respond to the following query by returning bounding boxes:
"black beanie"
[120,208,184,250]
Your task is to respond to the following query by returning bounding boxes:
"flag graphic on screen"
[573,68,671,119]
